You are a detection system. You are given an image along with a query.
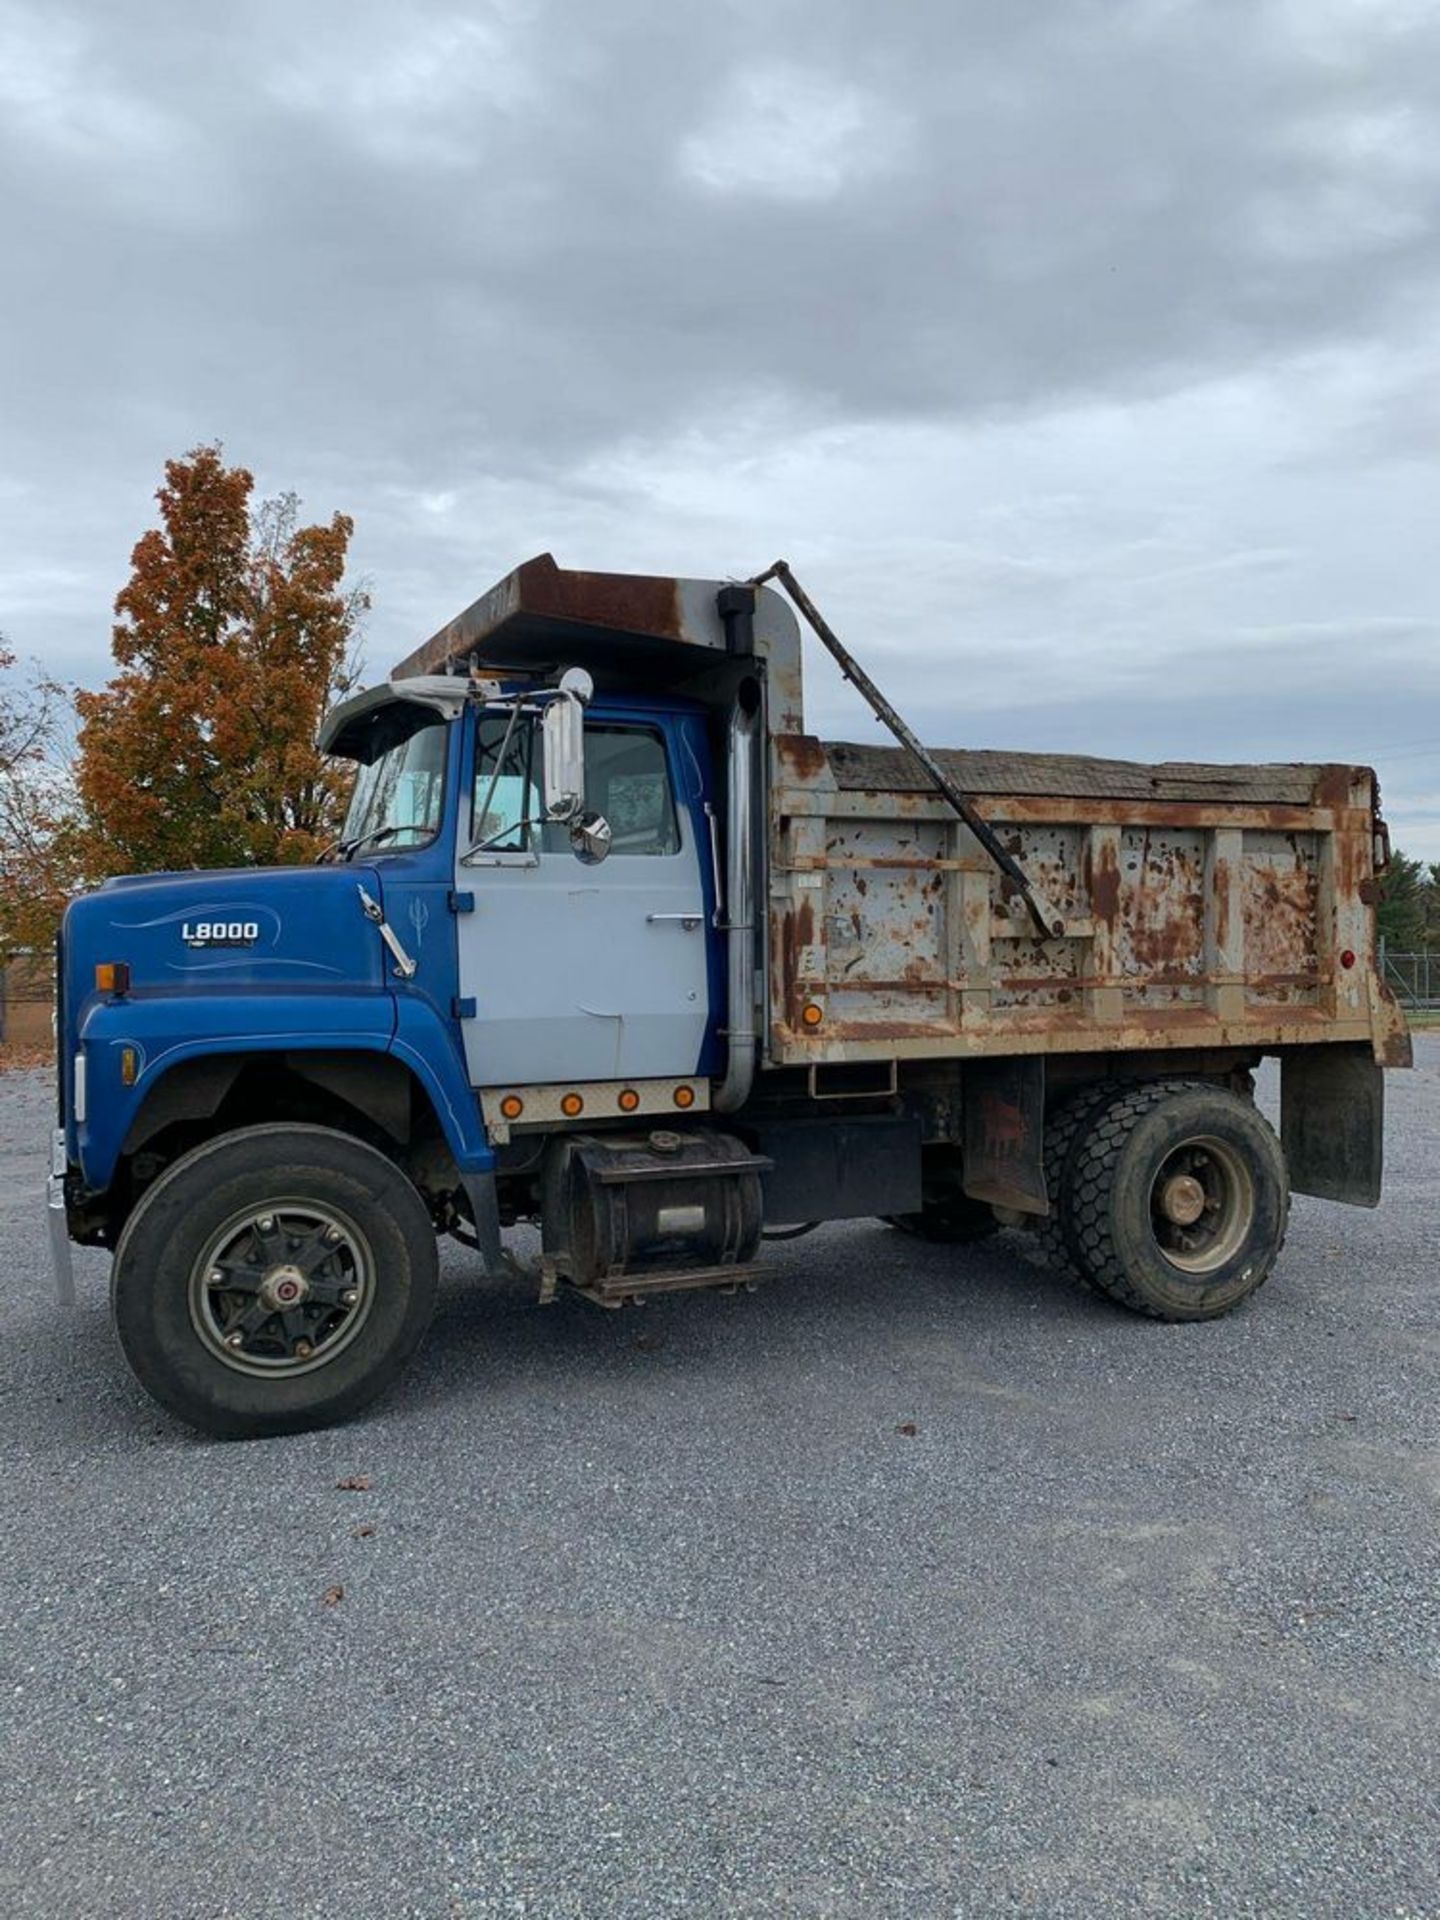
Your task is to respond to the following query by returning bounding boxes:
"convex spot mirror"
[570,809,611,865]
[540,667,593,823]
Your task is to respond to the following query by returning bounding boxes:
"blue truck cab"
[52,556,800,1435]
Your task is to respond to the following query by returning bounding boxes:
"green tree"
[75,446,366,878]
[1376,851,1427,950]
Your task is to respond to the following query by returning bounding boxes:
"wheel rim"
[1149,1136,1255,1275]
[188,1199,376,1378]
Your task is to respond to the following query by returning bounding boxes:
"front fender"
[72,991,493,1192]
[74,993,396,1191]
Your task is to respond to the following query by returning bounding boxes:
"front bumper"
[47,1127,76,1308]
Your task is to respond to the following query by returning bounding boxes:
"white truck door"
[456,714,710,1088]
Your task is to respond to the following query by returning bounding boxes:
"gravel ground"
[0,1048,1436,1920]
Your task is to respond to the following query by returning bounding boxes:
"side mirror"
[570,810,612,865]
[540,669,593,822]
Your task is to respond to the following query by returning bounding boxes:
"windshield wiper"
[316,824,408,865]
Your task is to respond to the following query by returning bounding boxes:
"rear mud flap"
[962,1057,1047,1216]
[1281,1044,1384,1207]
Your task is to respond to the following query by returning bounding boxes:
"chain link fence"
[1381,945,1439,1010]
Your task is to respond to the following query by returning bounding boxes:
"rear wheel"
[1066,1083,1288,1320]
[112,1125,439,1438]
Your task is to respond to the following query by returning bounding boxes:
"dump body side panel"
[767,737,1411,1070]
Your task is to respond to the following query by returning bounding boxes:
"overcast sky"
[2,0,1437,857]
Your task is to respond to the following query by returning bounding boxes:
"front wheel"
[1065,1083,1289,1320]
[111,1125,439,1438]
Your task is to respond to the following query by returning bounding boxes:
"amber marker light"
[802,1002,824,1028]
[499,1094,524,1120]
[120,1047,139,1087]
[561,1092,584,1116]
[95,962,131,996]
[673,1085,696,1109]
[618,1088,640,1112]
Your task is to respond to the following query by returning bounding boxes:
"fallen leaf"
[322,1585,344,1607]
[1330,1412,1358,1423]
[335,1476,372,1491]
[896,1422,918,1437]
[635,1333,665,1352]
[352,1524,375,1540]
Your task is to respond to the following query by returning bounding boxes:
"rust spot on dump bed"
[1212,856,1231,955]
[1087,838,1121,925]
[1313,763,1362,810]
[1244,855,1318,983]
[774,734,830,783]
[1120,832,1205,975]
[780,896,816,1027]
[1379,1021,1414,1068]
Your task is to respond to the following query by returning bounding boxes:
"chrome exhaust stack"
[713,673,761,1115]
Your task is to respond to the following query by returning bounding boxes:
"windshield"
[340,712,448,854]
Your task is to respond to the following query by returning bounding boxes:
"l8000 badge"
[182,920,261,949]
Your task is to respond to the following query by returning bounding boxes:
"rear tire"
[1034,1081,1120,1285]
[1066,1083,1288,1320]
[111,1124,439,1439]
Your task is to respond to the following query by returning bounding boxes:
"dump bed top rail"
[822,743,1343,809]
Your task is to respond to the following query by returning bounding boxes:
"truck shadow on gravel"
[23,1219,1249,1447]
[394,1219,1173,1420]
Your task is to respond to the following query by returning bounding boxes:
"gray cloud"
[1,0,1437,854]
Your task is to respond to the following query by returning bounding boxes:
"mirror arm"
[463,814,548,861]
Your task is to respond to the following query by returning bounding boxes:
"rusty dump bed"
[768,734,1411,1070]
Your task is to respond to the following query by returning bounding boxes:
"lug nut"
[295,1340,313,1359]
[258,1216,275,1233]
[325,1226,343,1244]
[209,1269,224,1285]
[225,1331,245,1350]
[341,1289,358,1308]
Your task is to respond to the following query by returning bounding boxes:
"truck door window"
[473,713,541,851]
[473,716,679,856]
[546,726,680,857]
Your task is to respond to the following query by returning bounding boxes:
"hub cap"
[189,1201,375,1377]
[1149,1137,1255,1275]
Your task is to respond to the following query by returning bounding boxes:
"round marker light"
[802,1003,824,1028]
[673,1085,695,1110]
[1340,949,1356,970]
[499,1094,524,1120]
[561,1092,584,1117]
[618,1088,640,1112]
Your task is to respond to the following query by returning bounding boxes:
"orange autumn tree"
[76,446,367,877]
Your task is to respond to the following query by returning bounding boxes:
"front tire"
[111,1125,439,1439]
[1066,1083,1289,1320]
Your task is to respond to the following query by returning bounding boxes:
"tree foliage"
[1376,851,1433,951]
[0,643,81,956]
[75,446,366,878]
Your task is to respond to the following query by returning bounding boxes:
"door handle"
[646,913,704,929]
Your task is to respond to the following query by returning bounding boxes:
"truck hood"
[62,864,389,1013]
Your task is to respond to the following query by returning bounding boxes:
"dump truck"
[50,555,1412,1437]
